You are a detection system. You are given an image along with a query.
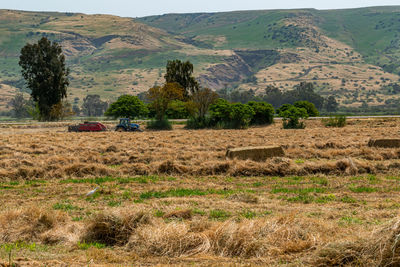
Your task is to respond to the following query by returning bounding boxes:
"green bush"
[229,103,255,129]
[185,116,211,129]
[281,105,308,129]
[105,95,148,119]
[294,101,319,117]
[322,115,346,127]
[247,101,274,125]
[209,98,232,125]
[209,99,255,129]
[276,104,292,116]
[146,116,172,130]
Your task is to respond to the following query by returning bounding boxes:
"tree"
[166,100,192,119]
[49,100,74,120]
[325,96,339,113]
[192,88,219,118]
[291,82,324,109]
[247,101,274,125]
[9,93,29,118]
[147,82,185,121]
[164,60,199,99]
[19,37,69,121]
[262,85,284,108]
[277,104,293,116]
[229,103,255,129]
[209,98,232,125]
[105,95,148,119]
[209,99,255,129]
[81,95,108,117]
[294,101,319,117]
[281,105,308,129]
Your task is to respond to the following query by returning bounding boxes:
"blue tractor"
[115,118,143,132]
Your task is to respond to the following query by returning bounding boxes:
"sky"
[1,0,399,17]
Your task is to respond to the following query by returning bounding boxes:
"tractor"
[115,118,143,132]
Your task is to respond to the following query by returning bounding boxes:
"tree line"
[11,37,337,130]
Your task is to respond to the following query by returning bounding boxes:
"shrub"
[185,116,211,129]
[247,101,274,125]
[281,105,308,129]
[209,98,232,125]
[105,95,148,119]
[229,103,255,129]
[147,116,172,130]
[322,115,346,127]
[294,101,319,117]
[209,99,255,129]
[276,104,292,116]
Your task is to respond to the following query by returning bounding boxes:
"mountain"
[1,7,400,112]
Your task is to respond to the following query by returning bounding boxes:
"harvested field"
[1,118,400,265]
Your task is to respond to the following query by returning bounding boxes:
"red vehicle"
[68,122,107,132]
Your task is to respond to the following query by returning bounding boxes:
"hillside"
[1,7,400,112]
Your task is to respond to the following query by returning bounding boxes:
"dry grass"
[1,119,400,265]
[1,119,400,180]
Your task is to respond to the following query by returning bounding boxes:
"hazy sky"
[1,0,399,17]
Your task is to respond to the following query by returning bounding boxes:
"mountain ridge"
[1,7,400,112]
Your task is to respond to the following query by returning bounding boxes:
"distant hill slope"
[1,7,400,112]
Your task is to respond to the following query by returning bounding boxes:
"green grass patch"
[349,186,377,193]
[340,195,357,203]
[271,187,326,194]
[25,179,47,185]
[339,216,363,225]
[311,177,329,186]
[52,201,80,211]
[209,209,231,221]
[154,210,165,217]
[139,188,235,200]
[286,194,314,204]
[240,210,257,219]
[1,241,39,252]
[77,242,106,250]
[315,194,336,204]
[107,200,121,207]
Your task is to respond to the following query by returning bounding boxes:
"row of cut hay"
[3,207,400,265]
[315,219,400,266]
[0,208,327,259]
[2,157,400,180]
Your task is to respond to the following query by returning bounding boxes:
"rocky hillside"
[1,7,400,111]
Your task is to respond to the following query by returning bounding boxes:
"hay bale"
[226,146,285,161]
[368,139,400,148]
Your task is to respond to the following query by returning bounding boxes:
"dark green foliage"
[8,93,29,118]
[146,116,172,130]
[105,95,148,119]
[276,104,292,116]
[247,101,274,125]
[209,99,255,129]
[165,100,190,119]
[322,115,347,127]
[229,103,255,129]
[209,98,232,125]
[164,60,199,99]
[262,85,285,108]
[262,83,325,110]
[19,37,69,121]
[281,105,308,129]
[185,116,212,129]
[81,95,109,117]
[325,96,339,112]
[294,101,319,117]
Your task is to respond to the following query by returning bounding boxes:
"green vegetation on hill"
[1,7,400,114]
